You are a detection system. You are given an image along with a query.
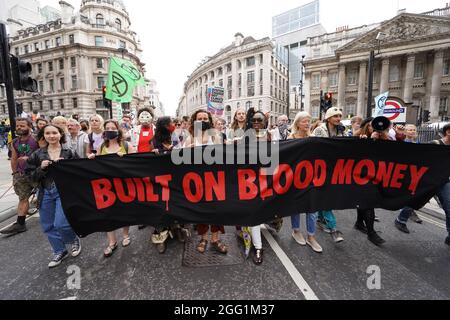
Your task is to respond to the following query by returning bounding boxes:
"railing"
[422,7,450,17]
[417,127,441,143]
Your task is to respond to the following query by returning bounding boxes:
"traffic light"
[102,85,112,111]
[10,56,37,92]
[423,110,430,123]
[324,92,333,110]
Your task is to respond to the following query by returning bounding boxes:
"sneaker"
[395,220,410,234]
[445,236,450,246]
[354,222,368,235]
[410,212,423,224]
[331,230,344,243]
[71,238,82,257]
[0,223,27,235]
[306,237,323,253]
[292,232,306,246]
[253,249,263,265]
[368,233,386,246]
[48,251,69,268]
[317,220,332,234]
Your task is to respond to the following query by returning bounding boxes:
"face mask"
[16,129,29,136]
[139,112,152,126]
[105,131,119,140]
[168,125,176,133]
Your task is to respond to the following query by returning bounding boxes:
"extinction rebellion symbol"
[111,72,128,98]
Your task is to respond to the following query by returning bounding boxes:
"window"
[71,75,78,90]
[330,45,338,54]
[329,71,338,87]
[347,70,358,85]
[96,14,104,26]
[97,58,104,69]
[238,73,242,86]
[28,102,32,112]
[60,78,65,91]
[49,100,53,110]
[70,57,76,68]
[226,63,232,73]
[389,65,400,82]
[414,63,424,79]
[49,79,54,92]
[245,101,252,111]
[48,61,53,72]
[34,43,39,51]
[218,68,223,77]
[115,18,122,31]
[227,76,232,88]
[311,105,320,118]
[38,63,42,73]
[59,59,64,70]
[56,37,61,47]
[45,40,50,49]
[73,98,78,108]
[95,36,104,47]
[246,56,255,67]
[219,79,223,87]
[259,54,263,64]
[247,71,255,84]
[443,60,450,76]
[69,34,74,45]
[227,89,232,100]
[248,86,255,97]
[260,84,263,96]
[15,47,19,56]
[119,40,126,49]
[312,73,321,89]
[24,45,29,54]
[440,97,448,116]
[237,60,242,69]
[346,103,356,117]
[39,81,44,92]
[38,101,43,111]
[59,99,64,109]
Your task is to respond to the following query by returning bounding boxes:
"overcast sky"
[39,0,446,115]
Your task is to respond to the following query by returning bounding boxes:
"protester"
[227,108,247,141]
[52,116,71,150]
[272,115,290,141]
[312,108,345,243]
[79,120,90,134]
[288,112,322,253]
[26,124,81,268]
[404,124,418,143]
[89,120,134,257]
[34,118,49,148]
[150,116,189,253]
[0,118,39,236]
[85,114,105,157]
[347,116,363,137]
[121,114,133,142]
[67,119,88,158]
[185,110,227,255]
[215,118,227,143]
[130,108,155,153]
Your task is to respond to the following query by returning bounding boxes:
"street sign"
[383,98,407,123]
[207,87,224,116]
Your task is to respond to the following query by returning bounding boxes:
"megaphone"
[371,116,391,132]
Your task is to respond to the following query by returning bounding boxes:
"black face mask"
[105,131,119,140]
[195,121,211,132]
[16,129,30,136]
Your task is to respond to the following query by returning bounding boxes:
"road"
[0,205,448,300]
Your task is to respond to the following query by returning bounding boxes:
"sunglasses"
[251,118,265,123]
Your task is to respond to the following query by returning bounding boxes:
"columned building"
[180,33,289,126]
[304,10,450,122]
[0,0,150,121]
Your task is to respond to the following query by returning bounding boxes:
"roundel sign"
[383,98,407,123]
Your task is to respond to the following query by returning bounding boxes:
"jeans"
[397,207,415,225]
[250,226,262,250]
[39,186,77,255]
[318,211,337,230]
[436,181,450,236]
[291,213,317,236]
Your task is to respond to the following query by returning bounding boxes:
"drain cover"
[182,234,245,268]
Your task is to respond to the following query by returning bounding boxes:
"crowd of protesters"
[0,106,449,269]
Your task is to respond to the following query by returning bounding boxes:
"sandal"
[122,237,131,247]
[211,240,228,254]
[197,239,208,254]
[104,242,118,258]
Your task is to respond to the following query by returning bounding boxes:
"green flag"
[106,57,145,103]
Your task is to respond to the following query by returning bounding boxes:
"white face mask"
[139,111,152,125]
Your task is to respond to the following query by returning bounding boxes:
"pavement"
[0,149,18,223]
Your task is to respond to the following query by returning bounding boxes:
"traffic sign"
[383,99,407,123]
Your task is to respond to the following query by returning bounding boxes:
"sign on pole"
[207,87,224,116]
[374,92,389,117]
[383,98,407,123]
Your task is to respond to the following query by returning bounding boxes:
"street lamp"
[299,55,305,112]
[366,32,386,117]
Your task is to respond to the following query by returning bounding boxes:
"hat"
[371,116,391,132]
[360,117,374,129]
[325,107,343,120]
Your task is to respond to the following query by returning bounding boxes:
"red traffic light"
[325,93,333,101]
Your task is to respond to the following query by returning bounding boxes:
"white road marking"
[261,225,319,300]
[417,214,446,229]
[60,297,77,300]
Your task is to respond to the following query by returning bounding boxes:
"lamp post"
[299,55,305,112]
[366,32,386,117]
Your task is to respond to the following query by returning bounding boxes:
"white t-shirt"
[84,132,104,152]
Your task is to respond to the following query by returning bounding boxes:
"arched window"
[96,14,104,26]
[115,18,122,31]
[245,101,252,111]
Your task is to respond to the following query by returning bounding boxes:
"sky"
[38,0,447,116]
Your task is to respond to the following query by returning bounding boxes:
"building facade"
[304,9,450,122]
[272,0,327,119]
[180,33,289,126]
[0,0,150,121]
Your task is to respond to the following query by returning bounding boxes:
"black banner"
[50,138,450,237]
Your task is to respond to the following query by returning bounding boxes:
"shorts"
[13,174,35,201]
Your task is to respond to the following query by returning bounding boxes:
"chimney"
[59,1,74,24]
[234,32,244,47]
